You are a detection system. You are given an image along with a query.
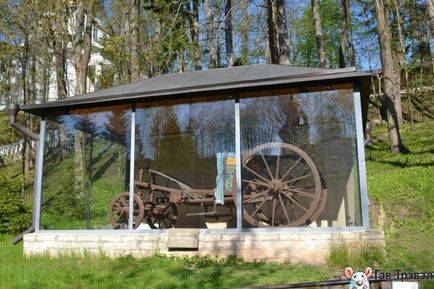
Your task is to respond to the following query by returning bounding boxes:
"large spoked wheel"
[241,142,323,227]
[108,192,144,229]
[146,193,178,229]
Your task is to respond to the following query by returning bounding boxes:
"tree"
[311,0,328,68]
[204,0,217,68]
[392,0,413,128]
[130,0,140,81]
[426,0,434,33]
[374,0,403,153]
[338,0,356,68]
[53,0,69,99]
[71,0,97,96]
[185,0,202,70]
[69,0,97,200]
[267,0,290,64]
[225,0,234,66]
[240,0,249,65]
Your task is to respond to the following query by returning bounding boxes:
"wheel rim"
[108,192,144,229]
[146,194,178,229]
[241,142,322,227]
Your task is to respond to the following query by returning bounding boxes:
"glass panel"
[135,97,236,229]
[41,105,131,229]
[240,85,361,228]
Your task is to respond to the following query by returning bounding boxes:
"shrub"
[0,169,31,234]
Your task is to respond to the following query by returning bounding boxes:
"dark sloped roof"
[21,64,370,115]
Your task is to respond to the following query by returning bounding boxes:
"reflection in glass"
[41,105,131,229]
[135,98,236,229]
[240,87,361,227]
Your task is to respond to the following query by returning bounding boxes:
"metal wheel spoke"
[284,188,315,198]
[278,194,291,224]
[282,173,314,185]
[161,207,168,215]
[251,197,268,217]
[258,212,270,222]
[280,157,302,181]
[162,219,168,227]
[272,198,276,226]
[275,196,281,211]
[279,196,288,221]
[244,190,269,204]
[244,164,271,183]
[281,192,308,212]
[275,154,280,179]
[242,179,268,187]
[289,199,299,220]
[260,151,274,180]
[240,142,323,228]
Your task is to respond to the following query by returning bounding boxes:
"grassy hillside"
[366,121,434,271]
[0,122,432,289]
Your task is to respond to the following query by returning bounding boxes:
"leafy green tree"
[294,0,342,68]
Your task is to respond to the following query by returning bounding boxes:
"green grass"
[40,138,126,229]
[365,122,434,272]
[0,121,433,288]
[0,236,332,289]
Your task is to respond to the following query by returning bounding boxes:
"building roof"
[21,64,371,115]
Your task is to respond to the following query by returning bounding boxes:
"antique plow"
[108,142,326,229]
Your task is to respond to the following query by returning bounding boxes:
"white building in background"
[47,19,110,101]
[0,15,110,109]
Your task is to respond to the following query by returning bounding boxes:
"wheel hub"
[268,180,283,193]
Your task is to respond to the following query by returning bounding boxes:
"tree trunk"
[122,3,131,80]
[241,0,248,65]
[130,0,140,81]
[225,0,234,66]
[391,0,404,124]
[311,0,328,68]
[185,0,202,70]
[192,0,201,70]
[374,0,403,153]
[338,0,356,67]
[427,19,434,74]
[393,56,403,123]
[179,48,186,72]
[267,0,289,64]
[71,0,96,197]
[204,0,216,68]
[276,0,290,64]
[267,0,279,64]
[19,36,29,196]
[426,0,434,34]
[72,0,96,96]
[73,130,86,197]
[216,0,222,67]
[54,38,68,99]
[54,1,68,99]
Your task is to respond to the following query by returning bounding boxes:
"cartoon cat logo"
[344,267,372,289]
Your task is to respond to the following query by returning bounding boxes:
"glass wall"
[239,84,362,227]
[41,105,131,229]
[135,97,236,229]
[38,83,364,230]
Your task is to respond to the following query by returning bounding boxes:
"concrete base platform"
[23,229,385,264]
